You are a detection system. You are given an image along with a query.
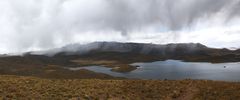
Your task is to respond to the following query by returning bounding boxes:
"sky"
[0,0,240,53]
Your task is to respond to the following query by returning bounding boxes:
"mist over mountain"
[30,42,205,55]
[0,0,240,53]
[1,1,240,99]
[28,42,239,61]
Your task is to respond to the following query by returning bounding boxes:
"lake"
[67,60,240,81]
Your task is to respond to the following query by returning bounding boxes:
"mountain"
[0,42,240,79]
[30,42,240,62]
[32,42,209,56]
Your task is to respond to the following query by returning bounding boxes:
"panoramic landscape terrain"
[1,42,240,79]
[1,0,240,99]
[0,42,240,99]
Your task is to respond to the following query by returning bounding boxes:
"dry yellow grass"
[0,75,240,100]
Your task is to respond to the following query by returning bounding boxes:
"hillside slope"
[0,75,240,100]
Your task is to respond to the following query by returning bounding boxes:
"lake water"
[67,60,240,81]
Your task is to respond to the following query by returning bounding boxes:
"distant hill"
[0,42,240,79]
[29,42,240,62]
[30,42,224,55]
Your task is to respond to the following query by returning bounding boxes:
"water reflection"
[67,60,240,81]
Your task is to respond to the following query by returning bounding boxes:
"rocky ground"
[0,75,240,100]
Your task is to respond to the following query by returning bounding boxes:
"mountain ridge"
[29,42,218,56]
[0,42,239,79]
[27,42,239,60]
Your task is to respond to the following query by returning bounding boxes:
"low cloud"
[0,0,240,53]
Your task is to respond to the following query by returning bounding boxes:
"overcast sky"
[0,0,240,53]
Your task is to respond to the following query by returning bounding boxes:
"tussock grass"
[0,75,240,100]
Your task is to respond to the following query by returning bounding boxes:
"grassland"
[0,75,240,100]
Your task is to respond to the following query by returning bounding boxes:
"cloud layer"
[0,0,240,53]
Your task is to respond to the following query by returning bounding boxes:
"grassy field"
[0,75,240,100]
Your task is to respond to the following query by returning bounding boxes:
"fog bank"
[0,0,240,53]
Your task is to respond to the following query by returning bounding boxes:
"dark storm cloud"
[100,0,233,31]
[228,1,240,18]
[0,0,240,53]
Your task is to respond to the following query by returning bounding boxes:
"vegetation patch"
[0,75,240,99]
[72,59,137,72]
